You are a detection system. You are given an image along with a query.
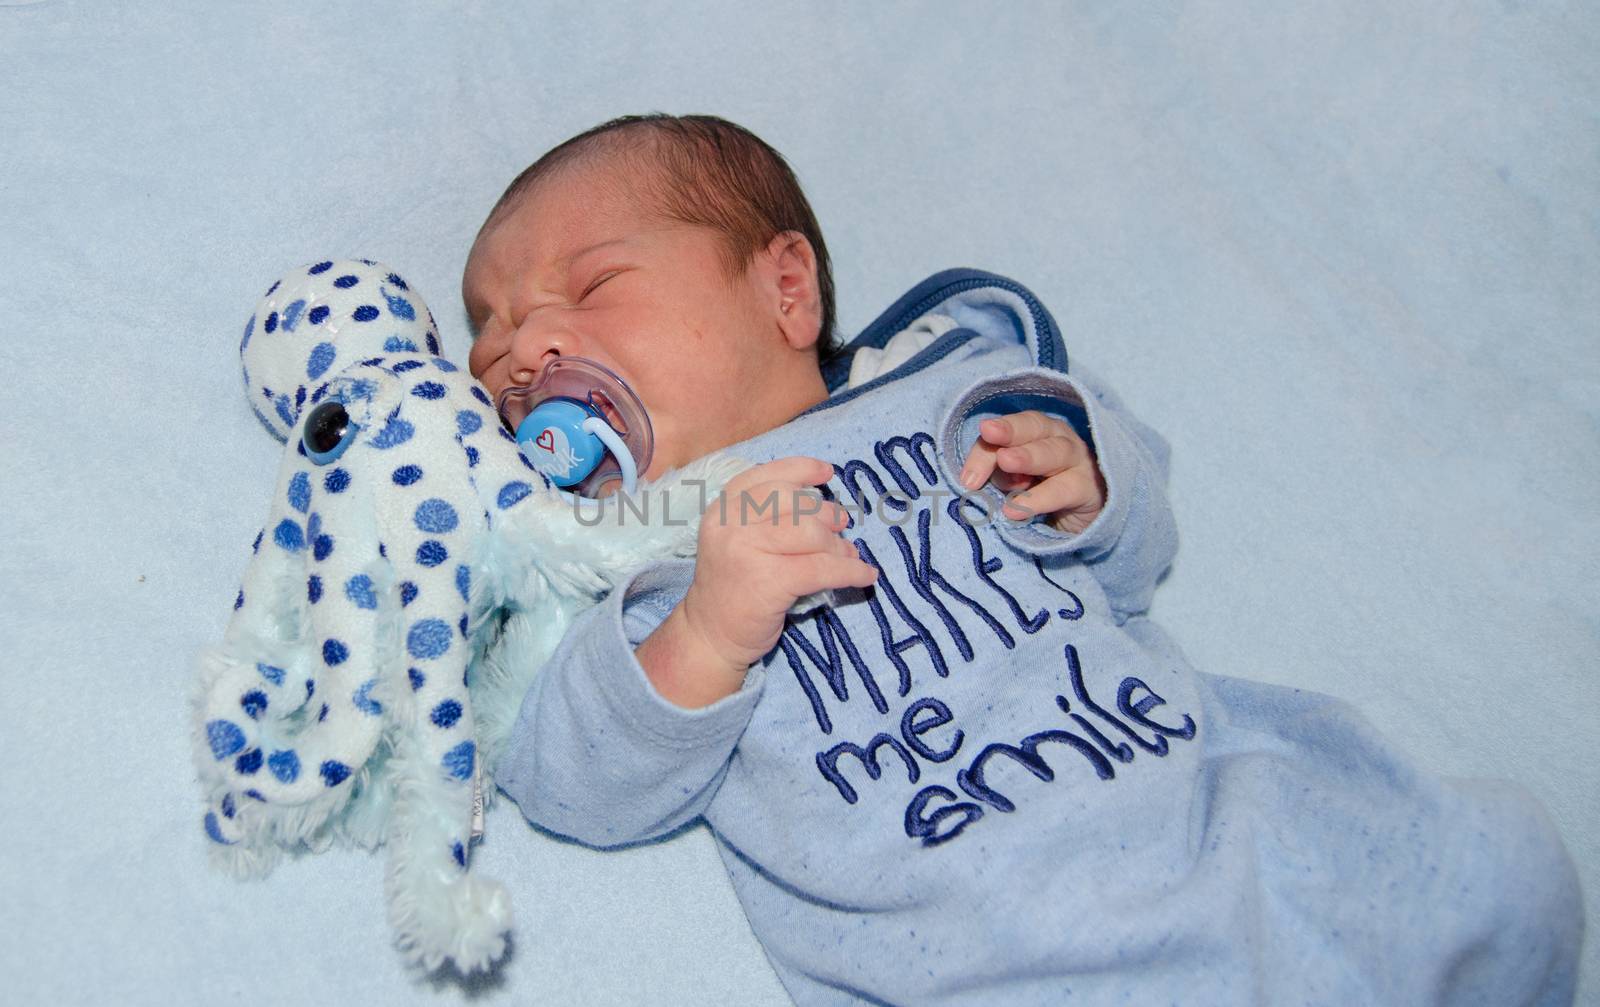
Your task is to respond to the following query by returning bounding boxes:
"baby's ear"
[763,231,822,351]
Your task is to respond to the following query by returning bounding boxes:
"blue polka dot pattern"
[431,699,462,729]
[334,274,359,289]
[252,529,263,553]
[321,760,352,786]
[281,299,306,331]
[392,360,425,373]
[288,472,311,513]
[324,468,350,493]
[399,581,418,607]
[386,272,409,290]
[414,499,459,534]
[306,679,316,700]
[408,668,425,691]
[497,482,533,509]
[345,574,377,609]
[323,638,349,665]
[234,589,244,611]
[452,841,466,867]
[256,662,285,685]
[407,619,451,659]
[459,613,469,638]
[241,690,268,719]
[441,740,475,781]
[417,540,448,567]
[412,381,446,400]
[274,518,305,552]
[207,720,246,760]
[265,311,279,334]
[384,337,419,353]
[241,316,254,351]
[393,464,422,486]
[372,415,414,448]
[274,395,295,427]
[465,446,480,467]
[205,811,233,845]
[471,386,493,407]
[268,749,301,783]
[384,290,416,321]
[308,261,332,274]
[235,748,262,775]
[308,305,330,325]
[353,305,380,322]
[455,565,471,602]
[307,342,336,379]
[353,679,382,715]
[456,411,482,436]
[308,574,322,603]
[313,533,334,562]
[221,793,236,818]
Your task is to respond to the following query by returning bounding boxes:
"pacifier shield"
[496,357,654,496]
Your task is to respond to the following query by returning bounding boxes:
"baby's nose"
[507,317,576,384]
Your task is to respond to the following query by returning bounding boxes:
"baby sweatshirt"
[497,270,1581,1006]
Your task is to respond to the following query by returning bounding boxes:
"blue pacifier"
[496,357,654,497]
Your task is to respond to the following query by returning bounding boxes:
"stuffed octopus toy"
[190,259,740,973]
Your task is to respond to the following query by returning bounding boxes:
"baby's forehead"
[532,141,670,215]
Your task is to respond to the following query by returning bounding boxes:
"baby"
[463,115,1581,1005]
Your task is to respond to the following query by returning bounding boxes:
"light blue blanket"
[1,2,1594,1004]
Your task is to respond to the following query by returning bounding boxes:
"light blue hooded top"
[498,270,1582,1006]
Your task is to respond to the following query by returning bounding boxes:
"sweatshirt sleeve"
[935,363,1178,623]
[494,557,766,847]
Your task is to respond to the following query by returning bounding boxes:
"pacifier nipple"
[496,358,654,497]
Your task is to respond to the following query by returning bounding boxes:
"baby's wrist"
[635,604,751,710]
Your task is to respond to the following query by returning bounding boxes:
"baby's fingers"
[995,435,1087,478]
[780,551,880,598]
[1002,467,1100,522]
[755,511,856,557]
[959,436,1001,491]
[979,411,1068,447]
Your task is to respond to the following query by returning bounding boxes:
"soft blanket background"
[2,2,1594,1003]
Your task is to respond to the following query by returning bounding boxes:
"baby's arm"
[638,457,879,708]
[947,364,1177,623]
[495,458,876,844]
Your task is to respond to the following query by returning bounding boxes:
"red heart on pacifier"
[535,429,555,451]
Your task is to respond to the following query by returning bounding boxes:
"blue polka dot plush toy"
[192,259,742,974]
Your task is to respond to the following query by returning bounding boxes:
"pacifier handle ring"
[582,416,638,495]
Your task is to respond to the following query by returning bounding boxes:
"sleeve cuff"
[936,366,1137,559]
[580,558,766,750]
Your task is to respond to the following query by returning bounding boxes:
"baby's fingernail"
[960,468,981,490]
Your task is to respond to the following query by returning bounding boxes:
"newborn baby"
[463,114,1581,1006]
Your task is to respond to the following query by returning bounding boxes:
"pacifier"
[496,357,654,497]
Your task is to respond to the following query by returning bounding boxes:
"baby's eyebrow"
[560,238,630,270]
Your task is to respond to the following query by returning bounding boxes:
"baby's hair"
[482,114,840,365]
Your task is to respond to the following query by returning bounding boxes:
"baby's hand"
[959,411,1107,535]
[636,457,878,708]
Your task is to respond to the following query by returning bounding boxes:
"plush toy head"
[240,258,443,442]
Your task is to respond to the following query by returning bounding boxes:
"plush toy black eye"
[303,401,358,465]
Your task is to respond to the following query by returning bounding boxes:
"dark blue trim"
[968,392,1092,449]
[818,269,1069,399]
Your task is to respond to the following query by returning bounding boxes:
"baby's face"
[464,159,818,482]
